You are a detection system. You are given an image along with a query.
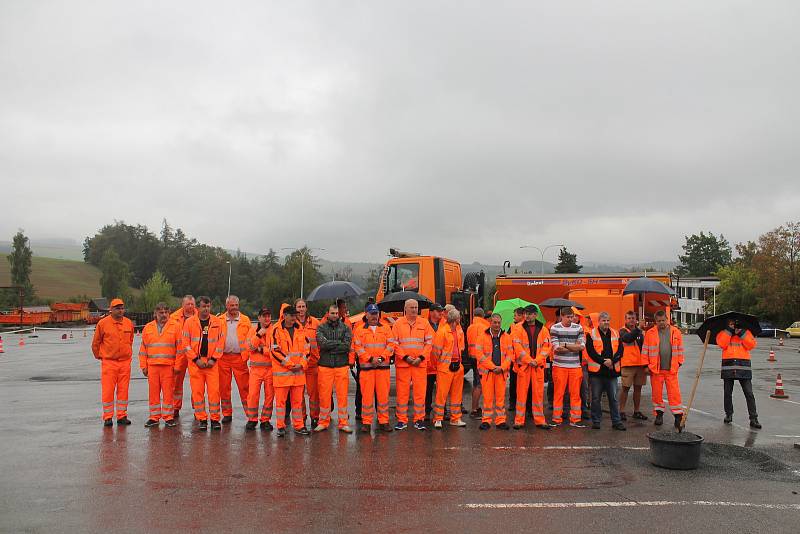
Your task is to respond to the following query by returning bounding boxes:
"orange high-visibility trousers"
[480,372,507,425]
[100,359,131,420]
[173,364,188,412]
[651,371,683,416]
[395,365,427,423]
[552,366,583,424]
[146,365,175,421]
[318,366,350,428]
[275,385,304,429]
[245,367,274,422]
[433,366,464,423]
[514,366,546,426]
[189,364,221,421]
[218,353,249,417]
[360,369,391,425]
[304,366,320,421]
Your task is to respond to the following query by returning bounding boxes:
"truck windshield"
[386,263,420,294]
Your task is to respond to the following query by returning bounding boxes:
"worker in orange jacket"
[138,302,183,428]
[475,313,512,429]
[294,298,321,427]
[431,308,467,429]
[244,307,275,431]
[92,298,135,426]
[465,309,489,419]
[392,298,434,431]
[618,310,648,421]
[352,303,396,433]
[169,295,196,418]
[271,306,310,436]
[511,305,553,430]
[217,295,251,423]
[182,296,226,431]
[642,310,685,428]
[717,319,760,428]
[424,303,444,421]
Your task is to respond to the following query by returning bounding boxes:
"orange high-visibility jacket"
[585,327,622,374]
[619,326,647,367]
[716,329,756,360]
[138,319,183,369]
[270,322,310,387]
[642,325,685,374]
[92,315,134,360]
[352,322,395,369]
[217,312,253,358]
[510,321,551,373]
[475,327,513,376]
[466,317,490,359]
[182,314,226,366]
[245,322,275,367]
[296,315,321,366]
[169,308,195,328]
[431,322,465,373]
[392,316,434,368]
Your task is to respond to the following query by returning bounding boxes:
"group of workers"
[91,293,762,435]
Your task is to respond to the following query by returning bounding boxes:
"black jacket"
[316,320,353,368]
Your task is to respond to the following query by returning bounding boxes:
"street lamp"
[281,247,326,299]
[226,261,232,297]
[519,244,564,274]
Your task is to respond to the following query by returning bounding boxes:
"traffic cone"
[61,333,67,341]
[83,330,87,338]
[18,336,24,347]
[767,349,776,362]
[69,331,74,339]
[770,374,789,399]
[0,336,4,353]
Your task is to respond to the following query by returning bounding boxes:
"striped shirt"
[549,322,585,368]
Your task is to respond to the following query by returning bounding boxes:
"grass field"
[0,257,101,301]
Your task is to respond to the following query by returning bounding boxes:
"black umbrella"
[306,281,365,302]
[539,297,585,310]
[377,291,432,313]
[622,278,675,296]
[696,311,762,346]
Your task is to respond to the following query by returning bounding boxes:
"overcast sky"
[1,1,798,265]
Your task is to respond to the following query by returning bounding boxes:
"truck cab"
[376,249,463,306]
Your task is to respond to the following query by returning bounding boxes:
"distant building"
[674,276,720,326]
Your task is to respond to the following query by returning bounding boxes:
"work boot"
[591,422,601,430]
[496,422,510,430]
[359,424,371,433]
[379,423,393,433]
[221,415,232,424]
[673,414,682,429]
[536,424,553,431]
[450,420,467,427]
[103,419,113,427]
[144,419,159,428]
[245,421,257,431]
[632,411,648,421]
[479,422,490,430]
[750,418,762,429]
[198,420,208,431]
[620,412,627,421]
[260,421,273,432]
[413,421,427,431]
[469,409,482,419]
[613,423,627,431]
[512,424,523,430]
[724,414,733,424]
[294,427,310,436]
[394,421,408,431]
[654,412,664,426]
[173,410,180,419]
[117,417,131,426]
[210,420,221,431]
[310,418,319,428]
[339,425,353,434]
[164,419,177,428]
[276,427,286,437]
[569,421,587,428]
[313,424,328,433]
[433,420,443,429]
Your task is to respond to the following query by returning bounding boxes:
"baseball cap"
[365,303,380,314]
[258,308,272,316]
[110,298,125,308]
[430,303,444,312]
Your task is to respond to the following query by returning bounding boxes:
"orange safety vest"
[217,312,253,358]
[245,323,274,368]
[585,327,622,374]
[642,325,685,373]
[182,314,226,364]
[476,327,514,376]
[466,317,490,359]
[716,329,756,361]
[296,315,321,366]
[619,326,647,367]
[352,322,395,369]
[392,316,434,367]
[138,319,182,369]
[431,322,465,373]
[270,322,310,387]
[510,321,551,373]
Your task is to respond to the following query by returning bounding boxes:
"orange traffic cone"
[770,374,789,399]
[18,336,25,347]
[0,335,4,353]
[767,349,776,362]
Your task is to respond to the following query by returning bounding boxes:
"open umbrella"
[376,291,432,313]
[696,311,762,346]
[622,278,675,296]
[493,298,544,330]
[306,281,365,302]
[539,297,585,310]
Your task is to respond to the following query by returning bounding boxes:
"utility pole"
[519,244,564,274]
[281,247,326,299]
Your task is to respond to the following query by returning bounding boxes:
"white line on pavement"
[463,501,800,510]
[773,398,800,406]
[441,446,649,451]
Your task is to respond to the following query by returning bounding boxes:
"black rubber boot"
[654,412,664,426]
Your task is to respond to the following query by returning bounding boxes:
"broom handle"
[680,330,711,431]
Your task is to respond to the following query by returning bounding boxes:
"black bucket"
[647,431,704,470]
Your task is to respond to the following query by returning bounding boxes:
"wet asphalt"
[1,329,799,533]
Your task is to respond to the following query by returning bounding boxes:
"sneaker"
[103,419,113,427]
[433,420,443,429]
[394,421,408,431]
[294,427,310,436]
[512,424,523,430]
[591,422,601,430]
[210,420,221,431]
[313,424,328,433]
[632,411,648,421]
[359,424,371,433]
[276,427,286,437]
[164,419,177,428]
[620,412,627,421]
[536,424,552,431]
[750,418,762,429]
[479,422,490,430]
[117,417,131,426]
[569,422,587,428]
[144,419,159,428]
[724,414,733,424]
[449,420,467,427]
[654,412,664,426]
[496,422,510,430]
[379,423,393,433]
[221,415,232,424]
[245,421,257,431]
[613,423,627,431]
[198,420,208,431]
[260,421,273,432]
[413,421,427,431]
[339,425,353,434]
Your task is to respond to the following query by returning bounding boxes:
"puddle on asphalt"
[29,376,99,382]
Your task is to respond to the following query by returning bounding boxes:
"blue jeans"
[589,374,621,425]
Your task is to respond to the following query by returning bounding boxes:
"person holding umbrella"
[642,310,685,428]
[717,319,761,428]
[618,311,648,421]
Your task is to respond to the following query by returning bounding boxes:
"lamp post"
[226,261,232,297]
[519,244,564,274]
[281,247,326,299]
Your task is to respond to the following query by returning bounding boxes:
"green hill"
[0,257,101,301]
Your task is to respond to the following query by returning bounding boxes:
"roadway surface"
[1,328,799,533]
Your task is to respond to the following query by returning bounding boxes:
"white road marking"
[772,398,800,406]
[775,435,800,438]
[463,501,800,510]
[689,408,749,431]
[441,446,649,451]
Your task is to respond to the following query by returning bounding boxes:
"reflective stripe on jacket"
[475,327,513,376]
[585,327,622,374]
[270,323,309,387]
[392,316,434,368]
[138,320,182,368]
[431,322,465,373]
[352,323,395,369]
[642,325,684,374]
[717,329,756,379]
[182,314,226,364]
[217,312,253,358]
[511,322,550,373]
